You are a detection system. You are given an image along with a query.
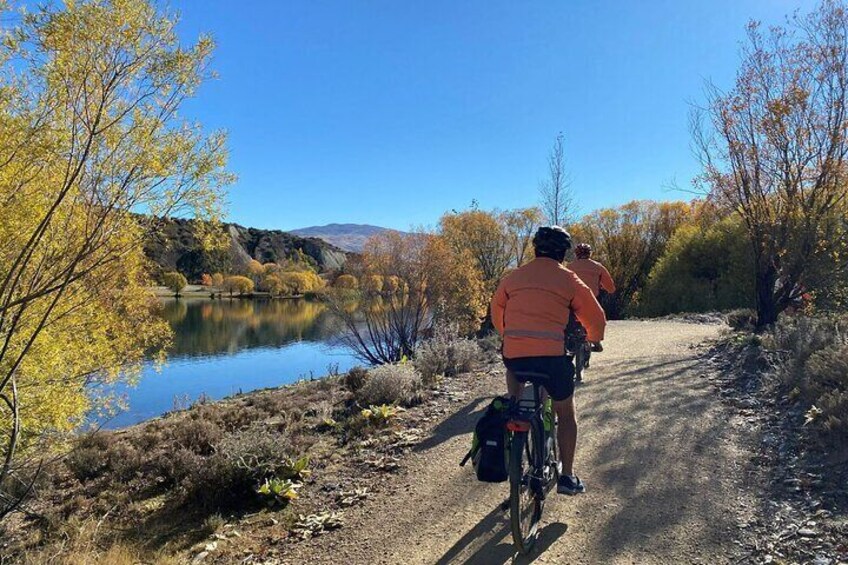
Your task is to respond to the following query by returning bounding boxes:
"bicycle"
[567,323,590,383]
[506,372,560,554]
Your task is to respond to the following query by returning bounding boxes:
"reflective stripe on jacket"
[491,257,607,359]
[567,258,616,297]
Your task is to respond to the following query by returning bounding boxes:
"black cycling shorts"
[503,355,575,401]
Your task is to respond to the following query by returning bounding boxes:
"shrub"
[355,364,422,407]
[170,418,223,455]
[363,274,384,295]
[638,216,755,317]
[334,274,358,290]
[162,271,188,297]
[65,434,111,482]
[415,325,482,383]
[105,442,144,482]
[174,424,306,511]
[765,315,847,371]
[801,343,848,443]
[726,308,758,331]
[343,366,369,393]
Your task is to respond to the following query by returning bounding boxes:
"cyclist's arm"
[570,280,607,343]
[599,265,616,294]
[491,282,508,336]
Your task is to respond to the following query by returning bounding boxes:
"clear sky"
[172,0,816,231]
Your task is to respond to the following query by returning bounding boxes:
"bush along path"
[6,318,842,564]
[703,317,848,565]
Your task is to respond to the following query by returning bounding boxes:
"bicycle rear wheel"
[509,424,543,554]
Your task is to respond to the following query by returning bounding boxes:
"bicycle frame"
[507,382,548,498]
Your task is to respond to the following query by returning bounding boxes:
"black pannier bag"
[460,396,509,483]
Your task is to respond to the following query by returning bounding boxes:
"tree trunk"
[755,266,779,329]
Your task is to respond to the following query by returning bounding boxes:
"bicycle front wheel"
[509,426,542,554]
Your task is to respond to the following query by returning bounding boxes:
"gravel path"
[284,320,754,564]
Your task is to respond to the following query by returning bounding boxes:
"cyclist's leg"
[540,356,576,475]
[553,396,577,476]
[505,369,525,399]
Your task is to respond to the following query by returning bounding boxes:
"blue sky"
[173,0,815,231]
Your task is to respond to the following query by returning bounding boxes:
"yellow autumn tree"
[440,209,511,292]
[0,0,231,516]
[326,231,486,363]
[570,200,692,317]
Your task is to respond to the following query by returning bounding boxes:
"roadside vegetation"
[1,331,490,563]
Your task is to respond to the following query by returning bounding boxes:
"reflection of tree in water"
[159,299,346,358]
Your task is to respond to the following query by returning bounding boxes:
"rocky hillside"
[290,223,402,253]
[143,217,348,281]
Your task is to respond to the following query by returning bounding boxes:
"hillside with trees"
[143,216,348,281]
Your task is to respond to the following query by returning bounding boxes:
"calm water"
[98,298,358,428]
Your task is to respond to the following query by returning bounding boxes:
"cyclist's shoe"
[557,475,585,495]
[590,342,604,352]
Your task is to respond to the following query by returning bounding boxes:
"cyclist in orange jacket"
[567,243,615,367]
[568,243,616,298]
[491,227,606,494]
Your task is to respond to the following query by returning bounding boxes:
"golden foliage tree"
[333,274,359,290]
[0,0,231,517]
[327,232,486,364]
[693,0,848,326]
[162,272,188,297]
[223,276,254,297]
[570,200,692,317]
[502,207,544,267]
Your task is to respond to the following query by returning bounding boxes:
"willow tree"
[570,200,692,317]
[693,0,848,326]
[0,0,231,518]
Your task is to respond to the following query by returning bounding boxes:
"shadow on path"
[436,499,568,565]
[414,396,488,453]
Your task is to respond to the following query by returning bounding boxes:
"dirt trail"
[285,321,755,564]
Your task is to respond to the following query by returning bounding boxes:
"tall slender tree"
[539,133,576,226]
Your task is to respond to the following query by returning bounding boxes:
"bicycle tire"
[509,423,543,554]
[575,346,585,382]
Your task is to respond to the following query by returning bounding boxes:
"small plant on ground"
[257,478,301,507]
[355,363,422,407]
[415,324,482,383]
[279,455,311,481]
[343,366,369,393]
[337,487,369,507]
[361,404,399,427]
[725,308,758,331]
[292,511,344,539]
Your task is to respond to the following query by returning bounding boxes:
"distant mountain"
[290,223,404,253]
[144,217,348,281]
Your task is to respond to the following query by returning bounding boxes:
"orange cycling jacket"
[567,258,616,297]
[491,257,607,359]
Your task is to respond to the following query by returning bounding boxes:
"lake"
[98,298,359,428]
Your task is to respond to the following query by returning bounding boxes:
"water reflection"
[159,298,345,358]
[99,298,358,428]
